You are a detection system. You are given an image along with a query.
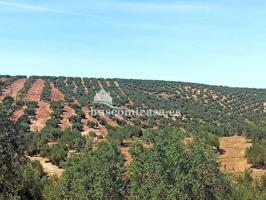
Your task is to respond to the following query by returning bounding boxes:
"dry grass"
[29,156,63,178]
[219,135,266,178]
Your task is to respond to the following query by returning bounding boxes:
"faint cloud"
[95,1,222,13]
[0,1,222,31]
[0,1,106,18]
[0,1,222,15]
[0,1,54,12]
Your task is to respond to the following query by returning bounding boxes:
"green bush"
[246,140,266,168]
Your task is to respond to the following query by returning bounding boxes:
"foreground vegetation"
[0,99,265,199]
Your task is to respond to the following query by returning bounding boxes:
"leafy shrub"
[246,140,266,168]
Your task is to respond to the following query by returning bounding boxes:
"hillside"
[1,75,266,136]
[2,75,266,199]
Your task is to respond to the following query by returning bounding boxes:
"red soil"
[2,78,26,98]
[50,82,65,102]
[115,114,124,121]
[121,147,132,167]
[59,104,75,129]
[12,106,27,121]
[25,79,45,102]
[99,113,119,128]
[82,107,97,131]
[81,107,108,136]
[30,102,53,132]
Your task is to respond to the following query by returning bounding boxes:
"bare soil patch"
[82,127,108,137]
[59,104,75,129]
[219,136,251,172]
[2,78,26,98]
[30,102,53,132]
[81,107,93,133]
[99,113,119,128]
[219,135,266,178]
[25,79,45,102]
[81,107,108,136]
[29,156,63,178]
[12,106,26,121]
[50,82,64,102]
[155,92,174,99]
[121,147,132,168]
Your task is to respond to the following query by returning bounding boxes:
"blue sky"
[0,0,266,88]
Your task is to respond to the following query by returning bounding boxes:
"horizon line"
[1,73,265,90]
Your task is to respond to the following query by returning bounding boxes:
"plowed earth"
[25,79,45,102]
[1,78,26,99]
[30,102,53,132]
[59,104,75,129]
[50,83,64,102]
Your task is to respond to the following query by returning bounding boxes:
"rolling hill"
[1,75,266,136]
[2,75,266,199]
